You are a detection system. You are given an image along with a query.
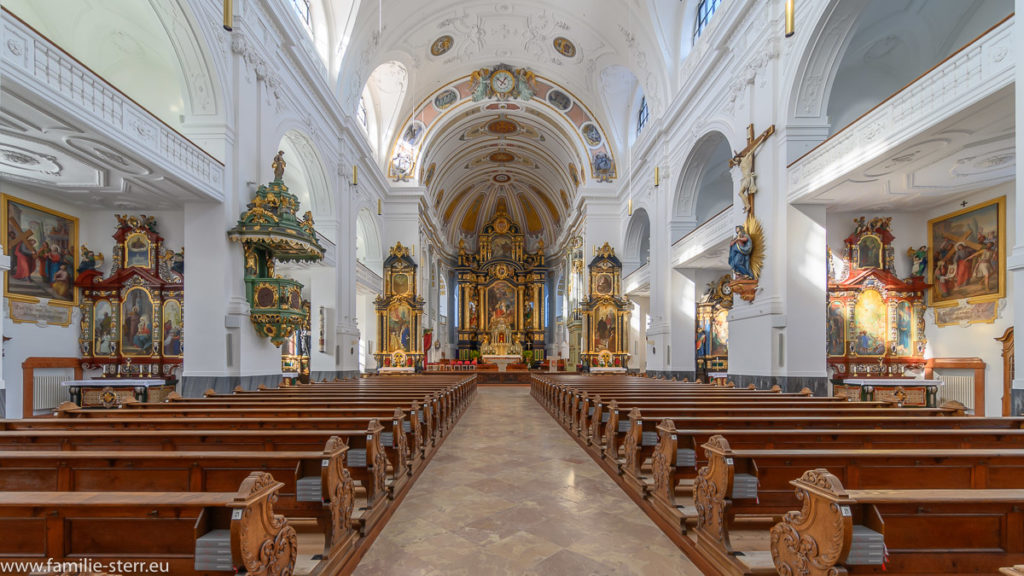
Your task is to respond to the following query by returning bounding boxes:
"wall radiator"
[934,370,975,412]
[33,371,73,412]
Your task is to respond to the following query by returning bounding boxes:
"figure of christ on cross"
[729,123,775,217]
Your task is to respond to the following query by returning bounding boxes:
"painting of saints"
[594,305,616,352]
[826,301,846,356]
[492,236,512,260]
[163,300,183,356]
[392,273,410,296]
[468,300,478,329]
[896,301,912,355]
[695,317,710,359]
[929,198,1004,305]
[4,196,77,305]
[595,274,612,295]
[93,300,116,356]
[487,282,516,329]
[388,305,411,352]
[857,236,882,269]
[122,289,154,356]
[710,309,729,357]
[853,289,886,356]
[126,235,149,267]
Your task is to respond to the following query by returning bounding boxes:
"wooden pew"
[52,405,419,482]
[645,420,1024,519]
[690,435,1024,575]
[770,469,1024,575]
[601,403,998,470]
[0,471,297,575]
[0,438,359,573]
[575,394,883,442]
[0,420,395,534]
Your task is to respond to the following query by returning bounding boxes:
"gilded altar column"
[477,282,485,333]
[517,285,525,334]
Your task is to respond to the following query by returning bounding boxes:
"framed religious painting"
[121,287,156,357]
[387,303,412,352]
[592,303,617,353]
[928,196,1005,307]
[124,232,152,268]
[161,298,184,357]
[391,271,411,296]
[92,299,119,357]
[2,195,79,310]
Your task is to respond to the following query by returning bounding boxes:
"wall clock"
[490,70,516,95]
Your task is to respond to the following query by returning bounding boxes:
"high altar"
[580,243,630,370]
[455,203,547,359]
[374,242,425,371]
[828,217,930,382]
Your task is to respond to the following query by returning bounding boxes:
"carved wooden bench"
[0,471,297,575]
[771,469,1024,575]
[0,420,395,534]
[0,437,358,572]
[693,436,1024,575]
[601,405,975,474]
[51,405,419,478]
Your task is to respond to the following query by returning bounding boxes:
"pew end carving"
[228,471,299,576]
[769,469,872,576]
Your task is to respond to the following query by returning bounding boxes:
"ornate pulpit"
[580,243,630,370]
[828,217,930,381]
[76,214,183,388]
[227,152,324,346]
[374,242,425,371]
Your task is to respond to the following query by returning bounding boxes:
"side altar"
[580,243,630,370]
[373,243,425,370]
[828,217,930,380]
[455,203,547,359]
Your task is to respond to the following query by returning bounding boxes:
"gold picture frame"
[121,287,156,358]
[124,231,152,269]
[928,196,1005,307]
[2,194,79,309]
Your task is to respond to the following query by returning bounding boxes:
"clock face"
[491,70,516,94]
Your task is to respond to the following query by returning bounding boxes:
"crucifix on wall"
[729,123,775,217]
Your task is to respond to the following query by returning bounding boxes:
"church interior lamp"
[228,151,324,346]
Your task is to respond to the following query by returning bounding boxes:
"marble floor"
[353,386,704,576]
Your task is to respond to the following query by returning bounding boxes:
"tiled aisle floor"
[353,386,703,576]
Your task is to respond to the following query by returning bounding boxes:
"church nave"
[353,386,702,576]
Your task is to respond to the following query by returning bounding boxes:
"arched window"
[289,0,312,29]
[693,0,722,43]
[357,96,368,132]
[636,96,649,137]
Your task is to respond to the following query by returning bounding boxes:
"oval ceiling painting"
[547,90,572,112]
[489,152,515,163]
[486,119,519,135]
[433,88,459,111]
[553,37,576,58]
[431,35,454,56]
